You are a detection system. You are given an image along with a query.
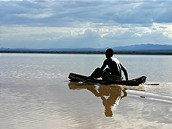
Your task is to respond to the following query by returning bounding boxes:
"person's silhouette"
[90,48,128,81]
[68,82,127,117]
[87,85,127,117]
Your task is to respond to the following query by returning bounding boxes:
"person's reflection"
[68,82,127,117]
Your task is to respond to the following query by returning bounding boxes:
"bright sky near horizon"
[0,0,172,49]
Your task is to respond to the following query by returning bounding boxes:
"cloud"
[0,0,172,48]
[1,23,172,48]
[1,0,172,26]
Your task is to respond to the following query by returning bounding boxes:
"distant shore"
[0,50,172,55]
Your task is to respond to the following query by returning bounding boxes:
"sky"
[0,0,172,49]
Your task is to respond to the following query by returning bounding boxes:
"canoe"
[68,73,146,86]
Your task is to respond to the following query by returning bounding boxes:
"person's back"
[90,48,128,80]
[101,48,128,80]
[103,57,122,76]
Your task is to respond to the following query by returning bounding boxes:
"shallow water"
[0,54,172,129]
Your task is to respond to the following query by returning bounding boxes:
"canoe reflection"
[68,82,127,117]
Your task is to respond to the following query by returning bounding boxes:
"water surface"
[0,54,172,129]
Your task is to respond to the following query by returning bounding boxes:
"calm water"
[0,54,172,129]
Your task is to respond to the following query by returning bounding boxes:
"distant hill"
[0,44,172,55]
[114,44,172,51]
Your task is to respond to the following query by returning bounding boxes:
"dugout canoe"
[68,73,146,86]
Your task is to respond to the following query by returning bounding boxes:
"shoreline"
[0,50,172,55]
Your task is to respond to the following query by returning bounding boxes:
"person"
[90,48,128,80]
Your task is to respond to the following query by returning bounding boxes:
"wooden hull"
[68,73,146,86]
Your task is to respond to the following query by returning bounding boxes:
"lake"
[0,53,172,129]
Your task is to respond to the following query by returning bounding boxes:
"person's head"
[105,48,114,58]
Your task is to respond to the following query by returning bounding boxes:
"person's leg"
[104,68,111,73]
[90,67,102,78]
[102,69,122,81]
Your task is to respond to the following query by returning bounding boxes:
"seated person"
[90,48,128,81]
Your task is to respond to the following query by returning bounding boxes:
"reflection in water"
[68,82,127,117]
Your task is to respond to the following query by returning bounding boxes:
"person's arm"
[120,64,128,80]
[100,59,107,71]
